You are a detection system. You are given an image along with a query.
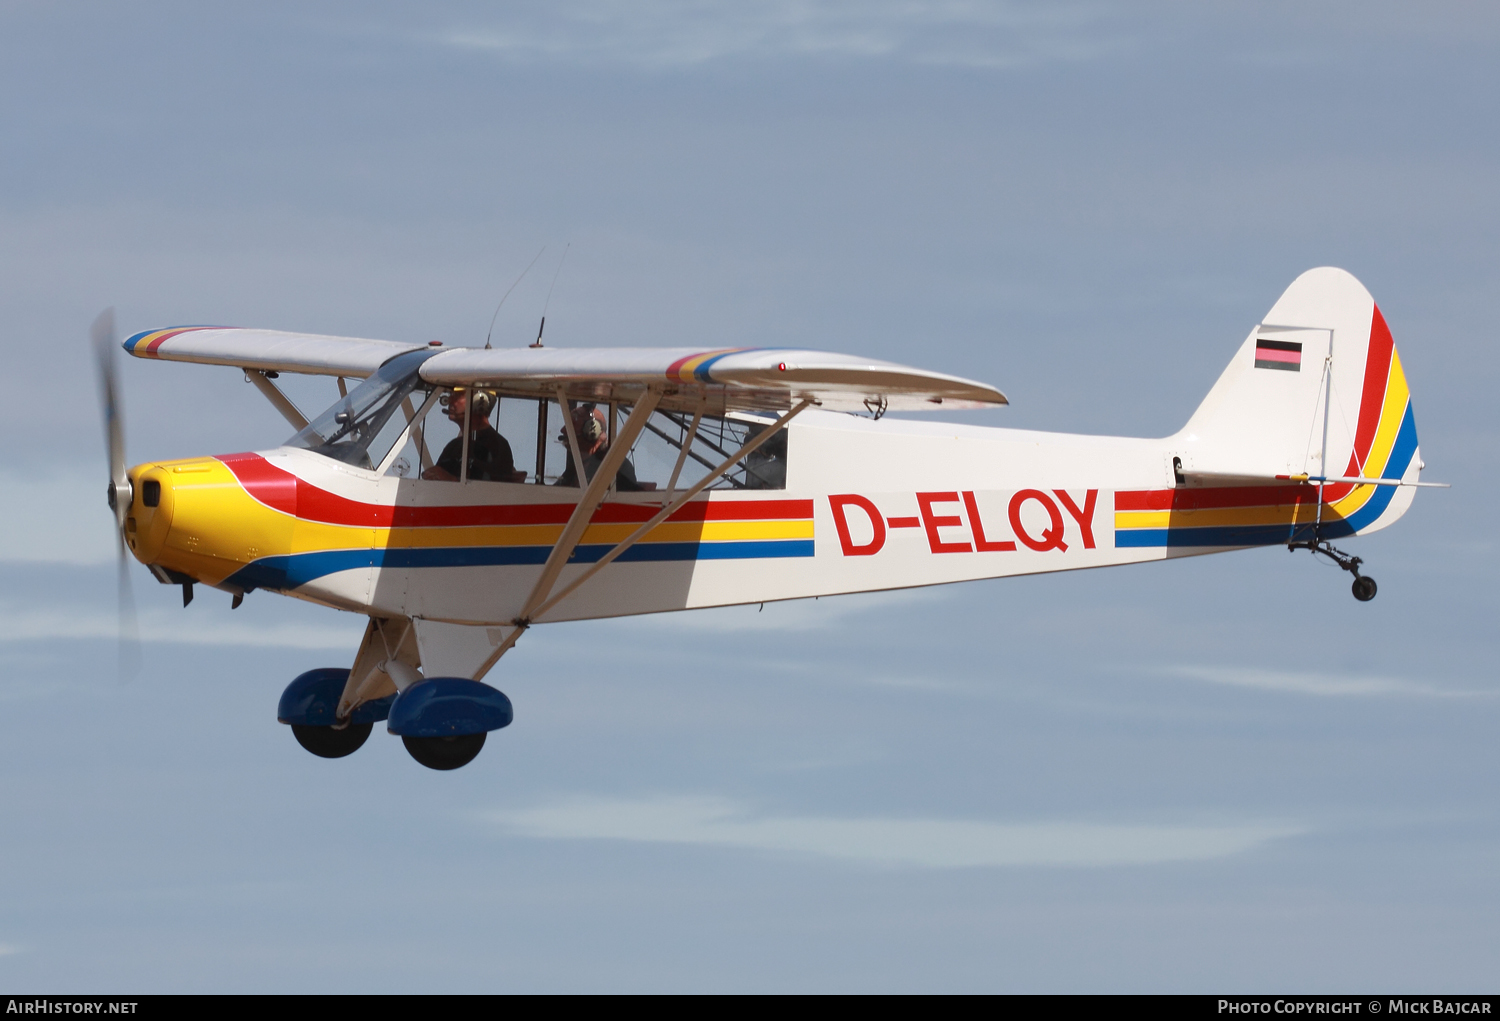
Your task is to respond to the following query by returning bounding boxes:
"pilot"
[422,389,518,483]
[555,404,641,490]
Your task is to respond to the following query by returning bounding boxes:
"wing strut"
[555,385,588,486]
[665,396,707,493]
[244,369,309,430]
[482,389,665,666]
[475,398,812,679]
[531,399,813,622]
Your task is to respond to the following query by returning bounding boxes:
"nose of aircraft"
[122,462,175,565]
[119,457,293,590]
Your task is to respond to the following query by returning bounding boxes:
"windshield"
[286,349,437,470]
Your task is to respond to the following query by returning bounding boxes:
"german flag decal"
[1254,338,1302,371]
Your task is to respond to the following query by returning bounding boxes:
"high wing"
[419,346,1008,414]
[124,328,1008,414]
[123,326,426,378]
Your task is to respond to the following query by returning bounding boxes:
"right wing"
[419,345,1008,414]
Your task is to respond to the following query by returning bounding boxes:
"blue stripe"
[693,347,794,382]
[226,539,815,591]
[1117,402,1420,550]
[695,539,814,560]
[693,350,747,382]
[121,325,223,352]
[1343,401,1418,533]
[1116,520,1361,549]
[383,546,551,569]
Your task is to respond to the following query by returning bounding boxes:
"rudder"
[1174,267,1422,538]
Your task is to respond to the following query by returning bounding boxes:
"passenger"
[743,425,788,490]
[555,404,641,490]
[421,389,518,483]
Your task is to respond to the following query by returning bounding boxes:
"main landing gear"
[1288,539,1378,601]
[278,669,513,770]
[402,733,487,771]
[292,721,372,759]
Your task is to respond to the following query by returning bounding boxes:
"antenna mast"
[532,243,570,349]
[485,247,546,349]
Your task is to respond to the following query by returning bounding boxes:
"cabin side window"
[622,409,788,492]
[292,370,790,492]
[391,389,545,484]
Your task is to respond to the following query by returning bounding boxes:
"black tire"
[291,722,373,759]
[1352,576,1378,602]
[403,732,487,771]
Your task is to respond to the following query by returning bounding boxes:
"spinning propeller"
[91,308,141,676]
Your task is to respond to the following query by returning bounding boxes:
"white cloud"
[0,944,23,956]
[1168,665,1489,699]
[482,795,1301,868]
[430,0,1120,70]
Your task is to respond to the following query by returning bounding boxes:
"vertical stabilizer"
[1175,267,1421,537]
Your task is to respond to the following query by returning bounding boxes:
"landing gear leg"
[1289,539,1377,601]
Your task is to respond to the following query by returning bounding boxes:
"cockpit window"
[286,349,437,470]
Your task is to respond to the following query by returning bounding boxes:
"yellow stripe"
[675,349,738,382]
[1357,350,1409,481]
[1115,504,1343,530]
[1325,352,1409,519]
[142,459,816,584]
[128,329,170,353]
[376,517,813,551]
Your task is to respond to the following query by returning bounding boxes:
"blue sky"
[0,2,1496,991]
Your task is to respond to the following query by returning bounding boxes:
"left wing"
[123,327,426,378]
[123,329,1009,414]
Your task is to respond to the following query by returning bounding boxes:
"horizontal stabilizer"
[1179,469,1447,489]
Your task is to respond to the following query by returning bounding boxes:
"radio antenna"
[485,246,546,349]
[532,243,570,349]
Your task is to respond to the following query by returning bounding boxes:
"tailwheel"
[1288,538,1379,602]
[402,733,486,771]
[291,722,373,759]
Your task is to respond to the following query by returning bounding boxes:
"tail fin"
[1176,267,1422,537]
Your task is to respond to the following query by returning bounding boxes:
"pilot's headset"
[558,404,604,445]
[440,388,496,420]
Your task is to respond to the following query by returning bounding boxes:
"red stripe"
[216,453,812,528]
[1344,304,1394,480]
[143,327,204,356]
[1115,485,1322,512]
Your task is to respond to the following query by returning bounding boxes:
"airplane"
[93,267,1442,770]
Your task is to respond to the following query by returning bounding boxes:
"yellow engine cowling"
[125,457,294,589]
